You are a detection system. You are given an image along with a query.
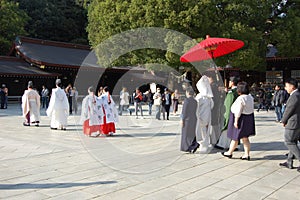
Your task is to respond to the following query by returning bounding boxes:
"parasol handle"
[211,51,219,81]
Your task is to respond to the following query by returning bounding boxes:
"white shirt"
[231,94,254,118]
[120,91,130,105]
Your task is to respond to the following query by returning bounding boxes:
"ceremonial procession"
[0,0,299,199]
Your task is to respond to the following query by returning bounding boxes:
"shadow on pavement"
[251,141,287,151]
[250,154,287,161]
[111,132,178,138]
[0,181,117,190]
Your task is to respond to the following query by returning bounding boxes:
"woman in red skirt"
[81,86,103,137]
[98,86,118,136]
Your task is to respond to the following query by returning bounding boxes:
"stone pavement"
[0,103,299,200]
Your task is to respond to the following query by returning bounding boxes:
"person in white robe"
[98,86,118,136]
[195,75,214,153]
[22,81,41,126]
[46,79,69,130]
[80,86,103,137]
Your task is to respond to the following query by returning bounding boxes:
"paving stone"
[0,104,300,199]
[5,191,50,200]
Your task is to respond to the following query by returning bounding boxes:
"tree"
[267,0,300,57]
[0,0,29,55]
[87,0,299,71]
[15,0,88,44]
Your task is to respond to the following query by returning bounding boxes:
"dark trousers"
[162,104,171,120]
[274,105,282,121]
[41,96,48,108]
[68,96,72,114]
[257,102,268,111]
[0,92,4,109]
[134,102,143,116]
[284,128,300,165]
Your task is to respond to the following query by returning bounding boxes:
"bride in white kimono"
[195,75,214,153]
[46,79,69,130]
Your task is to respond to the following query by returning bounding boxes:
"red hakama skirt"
[83,120,101,136]
[100,116,115,135]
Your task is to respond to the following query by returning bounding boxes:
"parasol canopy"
[180,35,244,62]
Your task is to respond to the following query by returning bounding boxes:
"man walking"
[272,84,284,122]
[280,78,300,173]
[47,79,69,130]
[22,81,41,126]
[41,85,49,109]
[133,88,144,119]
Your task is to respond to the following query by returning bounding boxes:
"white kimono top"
[98,93,119,124]
[22,89,41,121]
[46,87,69,127]
[80,94,104,126]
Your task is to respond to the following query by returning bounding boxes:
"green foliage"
[87,0,274,70]
[81,0,300,71]
[268,1,300,57]
[15,0,88,44]
[0,0,29,55]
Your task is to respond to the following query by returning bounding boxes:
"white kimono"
[80,94,104,126]
[46,87,69,128]
[98,93,119,124]
[22,89,41,122]
[195,76,214,152]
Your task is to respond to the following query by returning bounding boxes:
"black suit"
[281,89,300,164]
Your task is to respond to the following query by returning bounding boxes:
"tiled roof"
[13,36,97,68]
[0,56,59,77]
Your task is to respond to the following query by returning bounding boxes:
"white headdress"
[196,75,213,98]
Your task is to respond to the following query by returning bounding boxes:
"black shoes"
[50,127,66,130]
[221,152,232,158]
[23,122,30,126]
[279,162,293,169]
[192,144,200,154]
[240,156,250,161]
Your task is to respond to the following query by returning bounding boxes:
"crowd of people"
[19,79,181,136]
[14,74,300,172]
[20,79,118,137]
[180,75,300,173]
[117,86,181,120]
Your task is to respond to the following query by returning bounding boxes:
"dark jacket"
[273,89,284,106]
[281,90,300,129]
[162,93,172,106]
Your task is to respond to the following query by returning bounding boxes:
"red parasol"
[180,35,244,63]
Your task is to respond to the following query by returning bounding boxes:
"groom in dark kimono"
[180,87,199,153]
